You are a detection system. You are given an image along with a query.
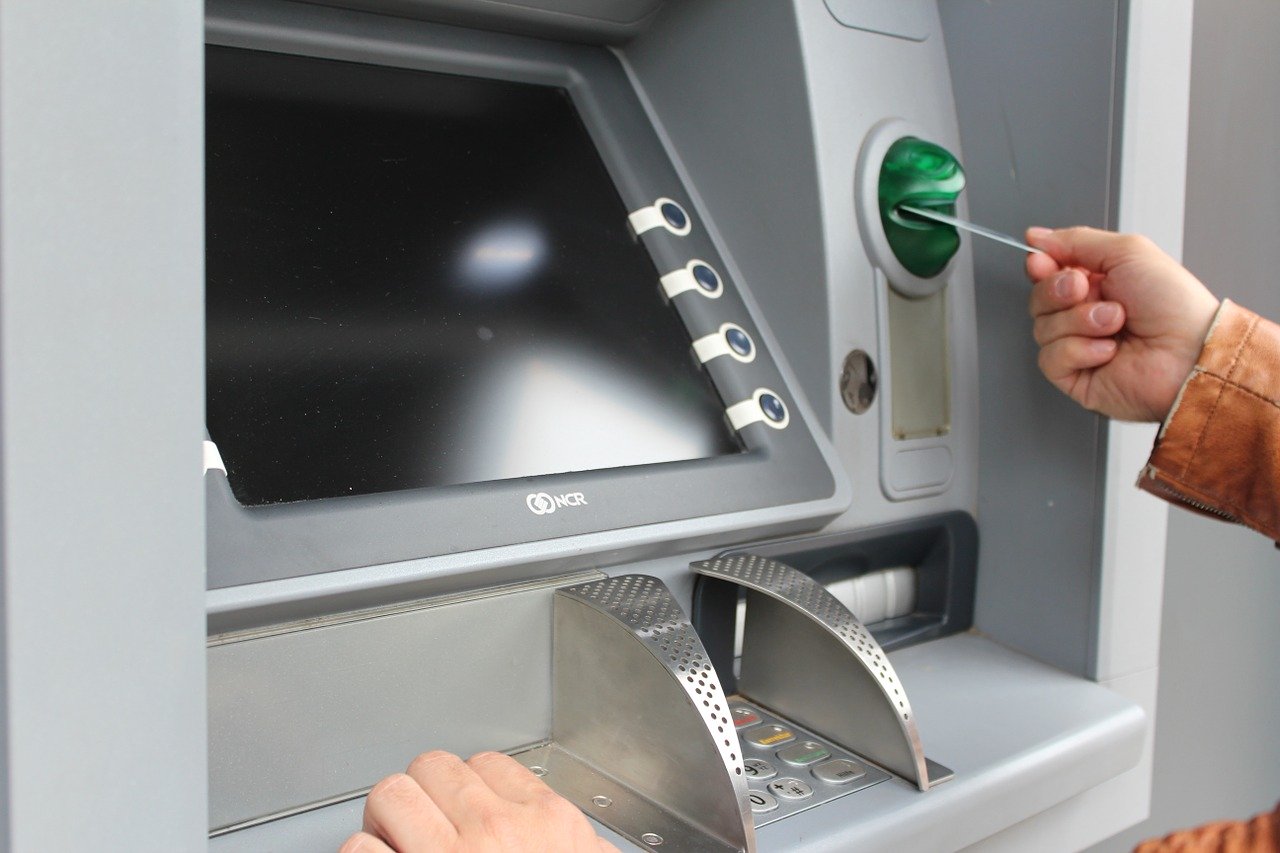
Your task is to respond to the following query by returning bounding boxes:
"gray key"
[748,790,779,813]
[743,758,777,780]
[812,758,867,785]
[777,740,830,766]
[767,777,814,800]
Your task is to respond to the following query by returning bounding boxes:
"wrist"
[1157,297,1226,427]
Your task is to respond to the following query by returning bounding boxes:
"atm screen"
[205,46,741,507]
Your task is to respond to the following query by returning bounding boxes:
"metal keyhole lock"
[840,350,877,414]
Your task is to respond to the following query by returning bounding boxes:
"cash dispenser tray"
[511,575,756,853]
[691,555,953,791]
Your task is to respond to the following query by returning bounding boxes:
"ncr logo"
[525,492,588,516]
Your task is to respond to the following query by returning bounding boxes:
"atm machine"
[0,1,1165,851]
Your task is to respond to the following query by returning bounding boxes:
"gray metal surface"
[514,743,734,853]
[309,0,664,45]
[691,555,934,789]
[535,574,755,852]
[821,0,930,41]
[203,0,848,601]
[936,0,1124,678]
[0,0,208,848]
[208,571,599,831]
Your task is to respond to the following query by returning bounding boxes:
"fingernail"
[1090,303,1119,326]
[1090,338,1117,354]
[1052,270,1074,299]
[1027,226,1052,244]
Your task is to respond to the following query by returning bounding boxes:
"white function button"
[203,440,226,475]
[766,777,814,801]
[748,790,779,814]
[692,323,755,364]
[628,197,692,236]
[726,388,790,431]
[660,259,723,300]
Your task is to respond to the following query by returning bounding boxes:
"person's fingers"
[1033,301,1126,347]
[598,837,622,852]
[362,773,457,850]
[406,750,505,830]
[1029,268,1089,318]
[466,752,553,804]
[1037,336,1118,387]
[1026,226,1151,273]
[1025,248,1061,282]
[339,831,395,853]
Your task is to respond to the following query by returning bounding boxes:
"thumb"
[1026,226,1139,274]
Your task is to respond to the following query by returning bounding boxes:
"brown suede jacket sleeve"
[1138,299,1280,541]
[1133,801,1280,852]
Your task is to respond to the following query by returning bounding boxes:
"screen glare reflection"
[455,348,720,484]
[459,222,547,291]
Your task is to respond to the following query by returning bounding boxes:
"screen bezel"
[204,1,847,602]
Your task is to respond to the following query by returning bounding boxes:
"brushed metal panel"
[532,574,755,851]
[208,572,598,831]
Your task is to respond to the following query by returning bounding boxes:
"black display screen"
[205,47,741,506]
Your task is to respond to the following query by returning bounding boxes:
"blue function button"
[692,262,720,293]
[660,201,689,231]
[759,393,787,423]
[725,326,753,357]
[742,758,777,781]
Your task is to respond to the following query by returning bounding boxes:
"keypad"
[730,697,890,828]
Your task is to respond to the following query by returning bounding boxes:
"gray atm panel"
[205,0,848,598]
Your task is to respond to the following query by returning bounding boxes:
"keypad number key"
[747,790,779,814]
[742,757,777,780]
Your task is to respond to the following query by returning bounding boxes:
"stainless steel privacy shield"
[513,575,755,852]
[691,555,951,791]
